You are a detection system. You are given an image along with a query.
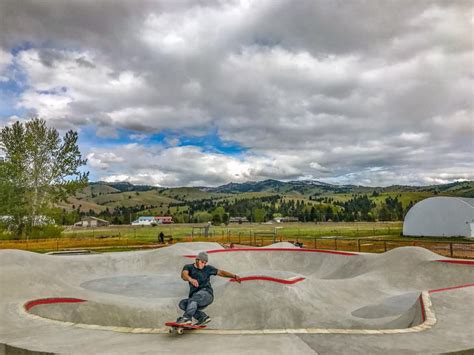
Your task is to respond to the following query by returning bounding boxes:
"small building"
[131,216,173,226]
[154,216,173,224]
[229,217,249,224]
[131,216,156,226]
[272,217,299,223]
[74,216,109,228]
[403,197,474,238]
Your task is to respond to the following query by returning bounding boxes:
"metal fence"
[192,234,474,259]
[1,234,473,259]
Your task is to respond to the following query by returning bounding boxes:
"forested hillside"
[53,180,474,225]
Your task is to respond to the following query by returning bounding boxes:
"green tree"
[0,118,88,238]
[211,206,226,225]
[193,211,212,223]
[252,208,266,223]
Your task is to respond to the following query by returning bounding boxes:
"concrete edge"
[18,291,436,335]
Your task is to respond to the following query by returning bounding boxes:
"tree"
[252,208,266,223]
[211,206,226,225]
[0,118,88,238]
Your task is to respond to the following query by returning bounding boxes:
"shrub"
[29,224,64,239]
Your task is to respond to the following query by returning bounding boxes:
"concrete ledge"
[19,291,436,335]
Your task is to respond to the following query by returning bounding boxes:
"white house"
[131,216,156,226]
[131,216,173,226]
[272,217,299,223]
[403,197,474,238]
[74,216,110,228]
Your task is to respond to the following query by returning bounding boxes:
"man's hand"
[189,278,199,287]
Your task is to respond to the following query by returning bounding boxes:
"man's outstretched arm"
[217,269,241,283]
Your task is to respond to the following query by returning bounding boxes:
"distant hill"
[63,179,473,222]
[92,181,155,192]
[209,179,333,194]
[208,179,474,197]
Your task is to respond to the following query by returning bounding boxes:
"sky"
[0,0,472,187]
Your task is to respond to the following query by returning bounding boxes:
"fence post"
[384,240,387,252]
[57,238,59,251]
[450,243,453,257]
[314,237,316,249]
[358,239,361,252]
[334,238,337,250]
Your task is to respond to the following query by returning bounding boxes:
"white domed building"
[403,197,474,238]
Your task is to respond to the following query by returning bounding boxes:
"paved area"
[0,242,473,354]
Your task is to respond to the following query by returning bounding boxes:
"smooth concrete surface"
[0,242,473,354]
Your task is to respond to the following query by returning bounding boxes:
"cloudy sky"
[0,0,472,187]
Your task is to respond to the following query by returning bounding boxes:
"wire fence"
[1,233,473,259]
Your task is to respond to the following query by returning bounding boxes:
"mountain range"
[63,179,474,215]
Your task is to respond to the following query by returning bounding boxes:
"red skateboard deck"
[165,322,207,329]
[165,322,207,334]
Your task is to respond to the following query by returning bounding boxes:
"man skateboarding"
[176,251,241,326]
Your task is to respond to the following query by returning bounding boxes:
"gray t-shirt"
[183,263,218,297]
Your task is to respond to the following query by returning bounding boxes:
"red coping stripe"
[24,297,86,311]
[229,276,305,284]
[429,283,474,294]
[184,248,358,259]
[434,259,474,265]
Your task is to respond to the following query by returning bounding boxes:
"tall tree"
[0,118,88,238]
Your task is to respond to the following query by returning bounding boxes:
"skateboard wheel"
[177,328,184,335]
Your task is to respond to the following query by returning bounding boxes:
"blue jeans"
[179,290,213,321]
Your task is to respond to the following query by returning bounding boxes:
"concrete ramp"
[5,243,470,331]
[1,242,474,354]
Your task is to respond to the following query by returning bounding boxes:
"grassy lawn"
[57,221,403,240]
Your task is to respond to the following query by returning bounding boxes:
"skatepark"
[1,242,473,354]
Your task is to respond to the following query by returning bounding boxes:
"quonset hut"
[403,197,474,238]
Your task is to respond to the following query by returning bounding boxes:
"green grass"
[59,222,404,240]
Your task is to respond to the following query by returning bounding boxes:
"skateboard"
[165,322,207,335]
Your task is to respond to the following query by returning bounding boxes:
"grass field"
[58,221,404,240]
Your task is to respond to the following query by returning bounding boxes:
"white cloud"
[87,151,125,170]
[0,48,12,81]
[0,0,472,186]
[432,110,474,136]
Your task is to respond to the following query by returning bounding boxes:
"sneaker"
[176,317,192,325]
[194,315,211,326]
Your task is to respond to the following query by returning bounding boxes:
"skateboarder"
[176,251,241,326]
